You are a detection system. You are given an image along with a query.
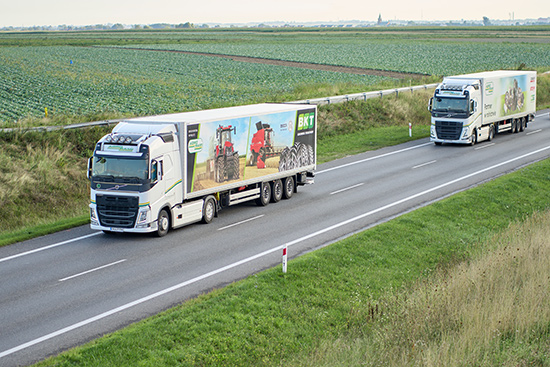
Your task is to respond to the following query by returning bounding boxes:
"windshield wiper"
[94,175,115,182]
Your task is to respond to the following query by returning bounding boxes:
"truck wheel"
[470,129,477,146]
[202,197,216,224]
[519,117,526,132]
[156,209,170,237]
[255,182,271,206]
[488,125,494,141]
[283,176,294,199]
[271,179,283,203]
[510,119,517,133]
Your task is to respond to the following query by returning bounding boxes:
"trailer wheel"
[488,125,495,141]
[156,209,170,237]
[272,179,283,203]
[510,119,517,133]
[283,176,294,199]
[519,117,526,132]
[256,181,271,206]
[202,197,216,224]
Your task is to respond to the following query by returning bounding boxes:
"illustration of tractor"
[247,121,285,169]
[213,125,240,182]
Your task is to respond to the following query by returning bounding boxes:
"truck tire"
[510,119,517,133]
[202,197,216,224]
[283,176,294,199]
[519,117,526,132]
[470,129,477,146]
[271,179,283,203]
[156,209,170,237]
[488,125,495,141]
[255,181,271,206]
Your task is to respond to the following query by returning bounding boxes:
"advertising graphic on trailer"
[186,108,316,193]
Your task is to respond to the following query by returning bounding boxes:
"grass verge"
[35,153,550,366]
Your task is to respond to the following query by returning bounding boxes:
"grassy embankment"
[33,129,550,366]
[0,80,434,246]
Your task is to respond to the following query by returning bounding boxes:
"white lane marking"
[217,215,265,231]
[0,233,102,264]
[330,183,364,195]
[475,143,495,150]
[412,160,436,169]
[527,129,542,136]
[535,112,549,118]
[316,142,432,175]
[0,244,285,359]
[59,260,127,282]
[283,144,550,247]
[3,144,550,360]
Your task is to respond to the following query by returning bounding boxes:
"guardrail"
[291,83,438,105]
[0,83,438,132]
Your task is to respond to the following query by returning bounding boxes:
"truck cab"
[88,122,188,236]
[429,80,482,145]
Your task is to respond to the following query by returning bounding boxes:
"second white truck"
[428,70,536,145]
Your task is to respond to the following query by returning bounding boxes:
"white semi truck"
[428,70,536,145]
[88,103,316,236]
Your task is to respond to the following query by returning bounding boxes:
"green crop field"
[128,37,550,75]
[0,27,549,125]
[0,45,388,124]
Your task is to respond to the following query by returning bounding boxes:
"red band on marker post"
[282,246,288,273]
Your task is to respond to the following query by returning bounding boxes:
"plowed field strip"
[117,47,426,79]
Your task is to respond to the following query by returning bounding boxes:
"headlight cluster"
[136,209,150,228]
[90,208,99,225]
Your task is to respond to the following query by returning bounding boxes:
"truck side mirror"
[87,157,92,179]
[428,97,433,112]
[469,100,476,115]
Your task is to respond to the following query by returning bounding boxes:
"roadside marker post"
[282,245,288,273]
[409,123,412,137]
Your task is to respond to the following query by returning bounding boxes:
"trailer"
[428,70,536,145]
[88,103,316,236]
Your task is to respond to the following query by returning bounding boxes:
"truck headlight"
[90,208,99,225]
[136,208,150,228]
[462,128,469,138]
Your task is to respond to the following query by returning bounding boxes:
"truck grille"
[435,121,463,140]
[96,195,139,228]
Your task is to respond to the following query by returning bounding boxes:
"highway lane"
[1,109,549,366]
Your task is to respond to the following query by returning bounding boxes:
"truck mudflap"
[296,171,315,185]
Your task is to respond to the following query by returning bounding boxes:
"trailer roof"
[127,103,312,124]
[445,70,536,80]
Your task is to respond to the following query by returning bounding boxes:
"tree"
[483,16,491,26]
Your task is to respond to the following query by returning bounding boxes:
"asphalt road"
[1,109,549,366]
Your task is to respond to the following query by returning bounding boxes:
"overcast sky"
[1,0,548,27]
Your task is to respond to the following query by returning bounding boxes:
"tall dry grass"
[300,211,550,366]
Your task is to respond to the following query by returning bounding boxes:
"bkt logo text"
[298,112,315,130]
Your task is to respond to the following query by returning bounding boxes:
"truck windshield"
[433,97,468,113]
[92,156,148,180]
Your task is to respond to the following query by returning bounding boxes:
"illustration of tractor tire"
[232,153,240,180]
[248,152,257,166]
[279,147,289,171]
[307,144,314,165]
[216,156,225,183]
